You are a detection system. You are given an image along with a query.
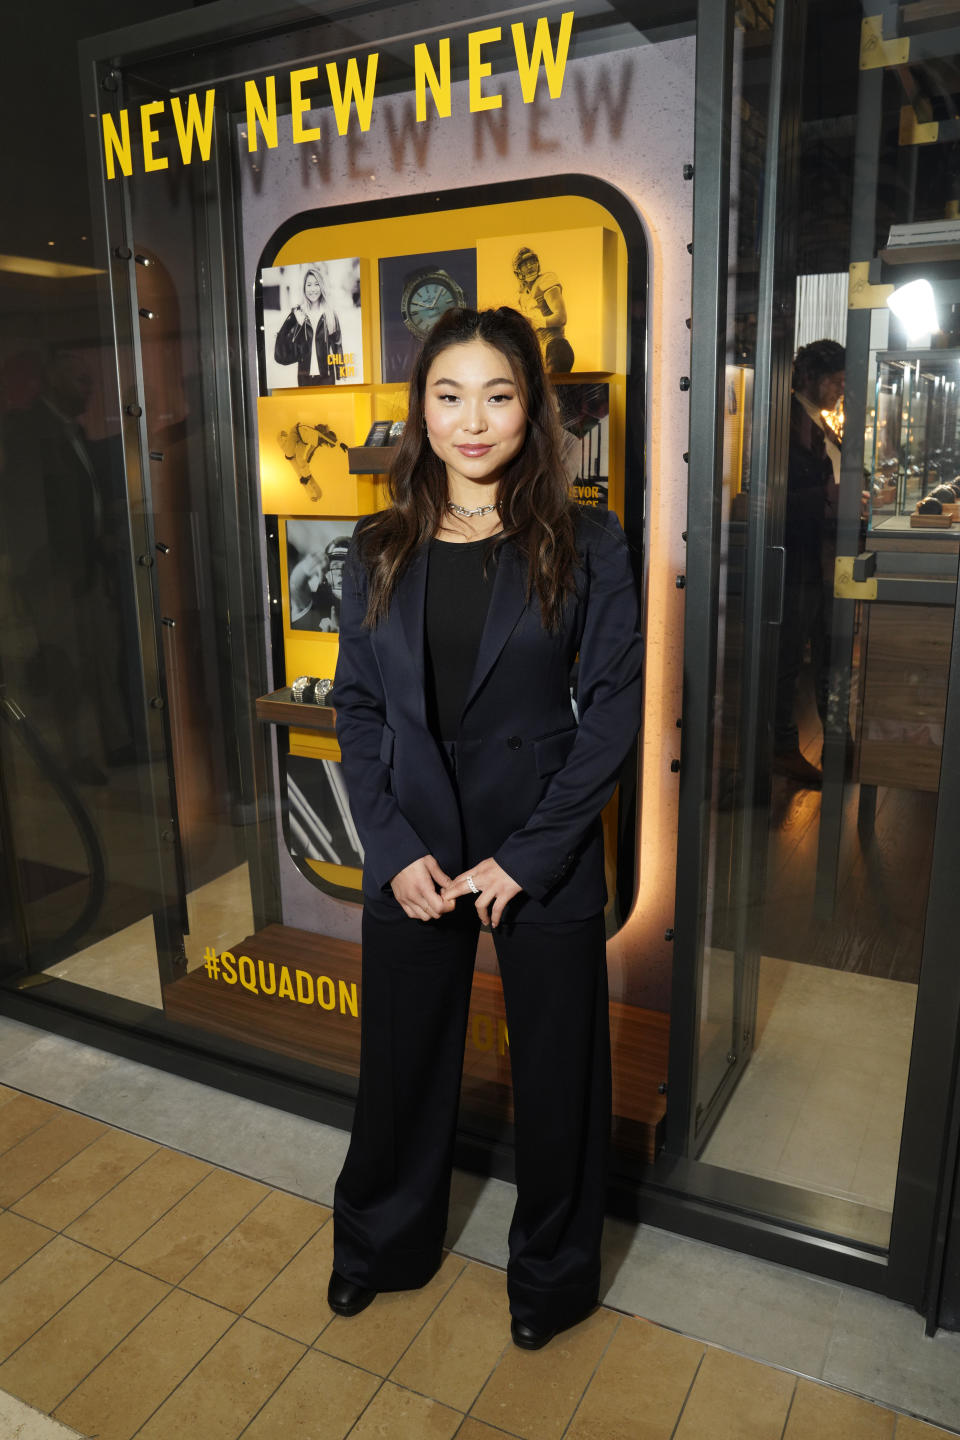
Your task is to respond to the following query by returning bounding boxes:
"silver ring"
[466,875,480,895]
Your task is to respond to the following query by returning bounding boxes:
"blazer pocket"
[533,727,577,778]
[378,724,395,767]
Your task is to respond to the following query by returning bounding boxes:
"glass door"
[668,0,960,1302]
[668,0,800,1156]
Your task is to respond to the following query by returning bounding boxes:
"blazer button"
[507,735,522,750]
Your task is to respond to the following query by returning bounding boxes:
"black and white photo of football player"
[513,246,574,373]
[287,520,354,631]
[556,383,610,509]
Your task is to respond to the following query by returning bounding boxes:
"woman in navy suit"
[328,306,642,1348]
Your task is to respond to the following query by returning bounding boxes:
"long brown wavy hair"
[356,306,579,629]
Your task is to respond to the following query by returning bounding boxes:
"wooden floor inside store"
[762,680,933,985]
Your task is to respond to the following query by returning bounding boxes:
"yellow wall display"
[476,227,617,375]
[258,192,630,901]
[258,392,375,515]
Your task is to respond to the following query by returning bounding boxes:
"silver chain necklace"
[446,500,499,519]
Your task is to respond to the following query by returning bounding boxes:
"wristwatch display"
[291,675,320,702]
[400,268,467,337]
[290,675,334,704]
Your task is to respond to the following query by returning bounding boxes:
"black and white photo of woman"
[261,258,364,390]
[273,264,343,386]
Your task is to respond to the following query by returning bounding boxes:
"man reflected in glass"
[773,339,845,788]
[0,344,133,785]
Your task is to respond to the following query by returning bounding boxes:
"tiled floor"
[0,1082,955,1440]
[701,955,915,1218]
[1,1016,960,1439]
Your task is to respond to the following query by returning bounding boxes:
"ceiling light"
[887,279,939,344]
[0,253,103,279]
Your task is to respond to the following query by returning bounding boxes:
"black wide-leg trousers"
[332,902,611,1329]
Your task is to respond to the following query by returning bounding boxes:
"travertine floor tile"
[0,1209,56,1282]
[471,1307,619,1440]
[317,1253,466,1377]
[12,1128,157,1231]
[0,1084,17,1108]
[134,1317,303,1440]
[242,1347,379,1439]
[181,1188,328,1313]
[673,1347,796,1440]
[896,1420,960,1439]
[566,1315,705,1440]
[64,1148,210,1256]
[784,1378,896,1438]
[53,1288,234,1440]
[454,1422,516,1439]
[245,1218,334,1344]
[0,1389,85,1440]
[0,1109,105,1206]
[0,1094,55,1155]
[0,1261,167,1411]
[0,1234,108,1362]
[122,1167,268,1282]
[392,1261,511,1411]
[346,1381,461,1440]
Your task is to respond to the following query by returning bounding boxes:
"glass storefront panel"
[671,0,960,1262]
[0,2,697,1150]
[124,1,682,1154]
[0,317,169,1005]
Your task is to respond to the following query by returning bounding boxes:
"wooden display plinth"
[858,604,953,792]
[346,445,398,475]
[910,512,954,528]
[163,922,668,1163]
[255,687,336,732]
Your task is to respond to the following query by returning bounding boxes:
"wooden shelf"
[880,241,960,265]
[255,688,336,732]
[346,445,398,474]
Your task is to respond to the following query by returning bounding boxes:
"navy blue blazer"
[330,507,643,923]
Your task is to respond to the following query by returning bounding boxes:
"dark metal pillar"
[728,0,807,1110]
[666,0,735,1154]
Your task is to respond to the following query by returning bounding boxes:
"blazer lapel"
[462,541,527,716]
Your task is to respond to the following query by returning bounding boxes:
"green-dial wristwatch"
[400,267,467,337]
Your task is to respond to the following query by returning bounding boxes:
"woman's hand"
[443,860,522,928]
[390,856,455,921]
[293,306,307,325]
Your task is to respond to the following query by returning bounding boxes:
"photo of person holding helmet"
[512,246,575,373]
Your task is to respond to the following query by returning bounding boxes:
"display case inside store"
[869,349,960,531]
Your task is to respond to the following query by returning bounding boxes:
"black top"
[424,536,495,740]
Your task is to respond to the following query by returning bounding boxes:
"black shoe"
[771,748,822,789]
[327,1270,377,1318]
[510,1307,594,1351]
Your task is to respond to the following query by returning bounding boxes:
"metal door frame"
[667,0,806,1154]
